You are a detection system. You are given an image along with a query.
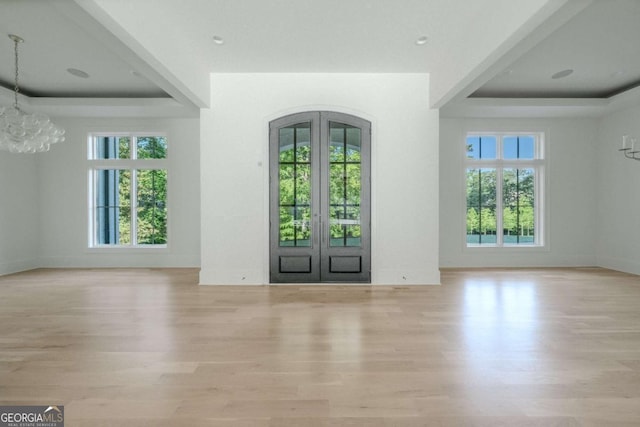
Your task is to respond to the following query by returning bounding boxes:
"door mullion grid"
[270,112,370,283]
[312,116,323,250]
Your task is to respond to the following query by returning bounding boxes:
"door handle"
[322,220,326,244]
[314,220,319,245]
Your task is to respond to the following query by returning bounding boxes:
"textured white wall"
[596,104,640,275]
[200,73,439,285]
[439,117,598,267]
[0,152,40,275]
[36,117,201,268]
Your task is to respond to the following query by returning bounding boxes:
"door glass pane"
[329,122,361,247]
[279,165,294,205]
[329,127,345,162]
[296,164,311,204]
[329,164,345,205]
[279,122,312,246]
[295,207,311,247]
[346,128,361,161]
[279,128,295,162]
[346,164,361,204]
[296,127,311,162]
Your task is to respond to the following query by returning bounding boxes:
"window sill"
[464,244,548,252]
[88,245,168,253]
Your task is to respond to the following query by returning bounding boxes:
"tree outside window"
[465,133,543,247]
[89,134,168,247]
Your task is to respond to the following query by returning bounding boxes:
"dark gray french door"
[269,111,371,283]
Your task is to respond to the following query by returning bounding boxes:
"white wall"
[37,117,200,268]
[0,152,40,275]
[596,104,640,275]
[200,73,439,285]
[440,117,598,267]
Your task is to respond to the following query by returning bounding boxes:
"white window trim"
[87,132,169,250]
[463,131,546,249]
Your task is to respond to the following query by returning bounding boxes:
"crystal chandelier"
[0,34,65,153]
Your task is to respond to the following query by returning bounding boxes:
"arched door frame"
[268,110,371,283]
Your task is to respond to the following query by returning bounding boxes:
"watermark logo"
[0,405,64,427]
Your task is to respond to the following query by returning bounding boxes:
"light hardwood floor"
[0,268,639,426]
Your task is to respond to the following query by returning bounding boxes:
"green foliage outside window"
[465,134,539,246]
[137,169,167,244]
[92,135,167,246]
[466,167,535,244]
[279,141,312,246]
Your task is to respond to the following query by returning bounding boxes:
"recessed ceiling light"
[415,36,428,46]
[551,69,573,79]
[67,68,89,79]
[212,35,224,45]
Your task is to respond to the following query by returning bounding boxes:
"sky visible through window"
[467,135,534,160]
[504,136,534,159]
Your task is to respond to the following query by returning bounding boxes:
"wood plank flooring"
[0,267,639,426]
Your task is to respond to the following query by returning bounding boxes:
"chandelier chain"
[0,34,66,153]
[13,35,19,109]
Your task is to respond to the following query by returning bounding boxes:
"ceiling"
[0,0,168,98]
[0,0,639,117]
[471,0,640,99]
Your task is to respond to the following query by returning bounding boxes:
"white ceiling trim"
[440,85,640,119]
[440,97,609,118]
[0,85,198,118]
[31,97,199,118]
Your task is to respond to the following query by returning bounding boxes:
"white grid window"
[88,134,168,248]
[464,132,544,247]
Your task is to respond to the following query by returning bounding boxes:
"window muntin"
[465,133,543,247]
[89,134,167,248]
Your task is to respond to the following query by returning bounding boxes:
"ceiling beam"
[434,0,593,110]
[52,0,209,109]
